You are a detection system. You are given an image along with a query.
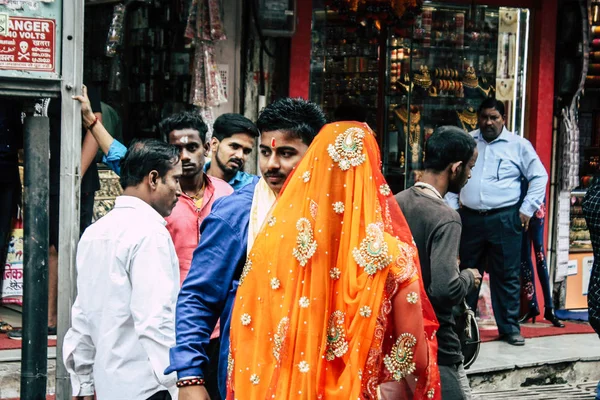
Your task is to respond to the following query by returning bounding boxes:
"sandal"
[0,320,13,333]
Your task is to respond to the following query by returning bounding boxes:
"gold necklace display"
[456,107,478,132]
[395,106,422,164]
[462,66,478,89]
[414,65,432,89]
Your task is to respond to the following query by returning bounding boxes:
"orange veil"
[228,122,440,399]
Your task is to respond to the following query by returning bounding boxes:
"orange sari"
[228,122,440,399]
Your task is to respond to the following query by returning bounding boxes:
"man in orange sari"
[166,98,326,400]
[229,122,441,399]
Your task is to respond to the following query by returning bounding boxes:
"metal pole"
[56,0,84,397]
[20,116,50,400]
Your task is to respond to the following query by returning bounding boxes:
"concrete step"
[0,349,55,399]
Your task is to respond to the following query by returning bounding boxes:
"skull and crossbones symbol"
[18,41,30,61]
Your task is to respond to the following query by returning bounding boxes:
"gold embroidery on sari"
[383,333,417,381]
[352,224,393,275]
[396,241,417,283]
[292,218,317,267]
[325,311,349,361]
[239,258,252,286]
[273,317,289,361]
[327,127,366,171]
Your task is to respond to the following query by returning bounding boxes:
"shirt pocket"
[495,158,521,181]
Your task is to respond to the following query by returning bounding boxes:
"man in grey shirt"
[396,126,481,400]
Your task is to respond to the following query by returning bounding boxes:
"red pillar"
[289,0,312,99]
[528,0,557,175]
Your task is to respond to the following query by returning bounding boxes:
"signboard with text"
[0,0,61,81]
[0,16,55,72]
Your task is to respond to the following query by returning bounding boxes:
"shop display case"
[382,4,530,191]
[309,2,531,193]
[310,8,381,129]
[569,191,592,252]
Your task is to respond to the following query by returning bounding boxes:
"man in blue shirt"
[204,113,260,190]
[166,98,326,400]
[449,98,548,346]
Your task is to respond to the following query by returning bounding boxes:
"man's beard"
[215,150,242,174]
[448,169,468,194]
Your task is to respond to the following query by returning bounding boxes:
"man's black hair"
[158,111,209,143]
[334,98,367,123]
[256,98,327,145]
[119,139,181,190]
[423,126,477,172]
[478,98,505,117]
[212,113,260,141]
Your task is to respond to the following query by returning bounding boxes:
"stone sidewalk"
[469,333,600,399]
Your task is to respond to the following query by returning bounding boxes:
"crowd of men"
[49,92,550,400]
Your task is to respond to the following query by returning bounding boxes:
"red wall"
[289,0,312,99]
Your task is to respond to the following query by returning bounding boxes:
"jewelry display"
[395,106,422,164]
[456,106,478,132]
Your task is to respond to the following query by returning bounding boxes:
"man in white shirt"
[63,139,183,400]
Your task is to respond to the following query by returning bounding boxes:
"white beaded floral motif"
[241,313,251,326]
[299,296,310,308]
[329,268,341,280]
[332,202,345,214]
[270,277,281,290]
[359,305,372,318]
[298,361,310,373]
[379,184,392,196]
[406,292,418,304]
[327,127,366,171]
[302,171,311,183]
[250,374,260,385]
[268,216,276,227]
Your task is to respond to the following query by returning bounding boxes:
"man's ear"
[450,161,463,177]
[148,170,159,190]
[203,141,211,157]
[210,137,219,153]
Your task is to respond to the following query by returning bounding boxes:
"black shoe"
[8,326,57,340]
[544,308,565,328]
[519,306,540,324]
[502,333,525,346]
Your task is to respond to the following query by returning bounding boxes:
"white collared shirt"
[446,127,548,217]
[63,195,180,400]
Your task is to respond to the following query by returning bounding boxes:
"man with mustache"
[160,112,234,284]
[166,98,326,400]
[205,113,260,190]
[448,98,548,347]
[64,139,182,400]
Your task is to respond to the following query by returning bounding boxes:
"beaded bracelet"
[87,115,99,131]
[176,377,206,388]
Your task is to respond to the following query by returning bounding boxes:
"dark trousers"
[205,337,222,400]
[520,208,553,312]
[147,390,171,400]
[459,206,522,335]
[0,181,20,290]
[439,364,467,400]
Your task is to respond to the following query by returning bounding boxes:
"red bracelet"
[87,115,99,131]
[176,377,205,388]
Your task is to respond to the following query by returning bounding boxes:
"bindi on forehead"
[271,138,276,148]
[179,136,189,144]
